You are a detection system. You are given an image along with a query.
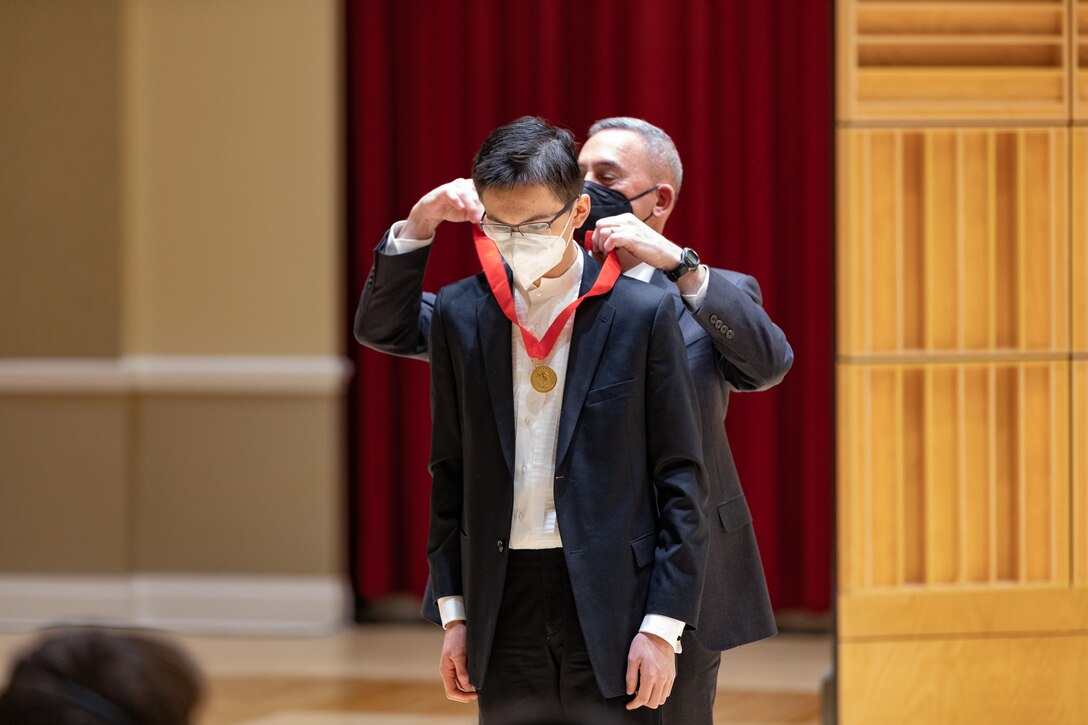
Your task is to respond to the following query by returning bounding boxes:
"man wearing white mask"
[410,116,709,723]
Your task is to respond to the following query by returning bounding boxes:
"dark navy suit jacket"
[424,250,707,698]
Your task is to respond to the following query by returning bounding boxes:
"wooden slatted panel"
[1074,128,1088,352]
[837,4,1083,723]
[838,128,1069,358]
[839,0,1070,122]
[1076,361,1088,585]
[1076,1,1088,118]
[838,362,1070,593]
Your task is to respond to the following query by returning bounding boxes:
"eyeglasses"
[479,197,577,242]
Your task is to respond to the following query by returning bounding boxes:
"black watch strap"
[666,248,701,282]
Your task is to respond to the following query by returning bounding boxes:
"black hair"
[0,629,203,725]
[471,116,584,205]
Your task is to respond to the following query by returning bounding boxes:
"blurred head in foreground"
[0,628,203,725]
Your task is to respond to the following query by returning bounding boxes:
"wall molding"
[0,356,354,395]
[0,574,350,635]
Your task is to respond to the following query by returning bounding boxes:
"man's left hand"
[624,632,676,710]
[593,213,682,270]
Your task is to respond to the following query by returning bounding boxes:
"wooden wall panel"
[1076,361,1087,585]
[839,128,1069,358]
[1074,128,1088,352]
[839,636,1088,725]
[838,3,1085,723]
[1076,1,1088,118]
[839,588,1088,639]
[838,362,1070,593]
[839,0,1071,122]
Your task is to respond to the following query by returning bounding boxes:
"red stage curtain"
[346,0,833,614]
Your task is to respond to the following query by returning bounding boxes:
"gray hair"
[587,117,684,191]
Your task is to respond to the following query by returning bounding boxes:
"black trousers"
[478,548,661,725]
[662,629,721,725]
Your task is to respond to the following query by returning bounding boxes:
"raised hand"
[403,178,484,240]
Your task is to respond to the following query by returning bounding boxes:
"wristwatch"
[666,248,701,282]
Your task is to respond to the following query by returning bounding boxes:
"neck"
[537,239,578,282]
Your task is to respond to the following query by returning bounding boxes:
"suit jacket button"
[710,314,719,325]
[497,541,504,553]
[726,329,735,339]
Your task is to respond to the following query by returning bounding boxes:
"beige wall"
[134,394,343,576]
[0,0,123,357]
[0,0,345,598]
[0,396,131,574]
[123,0,342,355]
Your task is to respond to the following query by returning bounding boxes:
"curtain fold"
[346,0,833,613]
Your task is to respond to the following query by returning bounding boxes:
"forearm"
[696,270,793,390]
[353,228,435,359]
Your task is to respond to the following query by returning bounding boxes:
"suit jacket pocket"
[631,531,657,568]
[717,495,753,532]
[586,378,637,406]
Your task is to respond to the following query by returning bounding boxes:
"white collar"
[624,262,655,283]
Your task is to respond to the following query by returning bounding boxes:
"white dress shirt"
[384,222,688,653]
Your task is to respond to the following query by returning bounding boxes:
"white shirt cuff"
[680,266,710,311]
[384,220,435,255]
[639,613,686,654]
[437,595,466,628]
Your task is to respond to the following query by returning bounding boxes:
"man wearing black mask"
[355,117,794,724]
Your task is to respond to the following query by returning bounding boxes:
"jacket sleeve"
[353,229,435,361]
[691,270,793,392]
[426,290,464,603]
[643,294,710,628]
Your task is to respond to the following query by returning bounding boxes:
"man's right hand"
[439,621,477,703]
[403,178,484,240]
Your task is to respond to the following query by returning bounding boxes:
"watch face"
[683,248,700,268]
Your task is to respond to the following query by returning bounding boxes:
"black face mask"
[576,180,659,241]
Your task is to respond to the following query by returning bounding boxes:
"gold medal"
[530,364,558,393]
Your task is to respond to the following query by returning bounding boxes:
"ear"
[651,184,676,218]
[571,193,592,230]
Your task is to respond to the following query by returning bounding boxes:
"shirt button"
[517,511,525,521]
[524,417,532,426]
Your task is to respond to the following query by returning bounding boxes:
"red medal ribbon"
[473,227,620,360]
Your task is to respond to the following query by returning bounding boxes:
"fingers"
[452,651,472,693]
[624,665,653,710]
[624,634,675,710]
[625,652,639,696]
[439,623,477,704]
[419,178,482,225]
[440,657,472,702]
[595,222,627,255]
[443,183,483,220]
[595,214,640,254]
[626,669,672,710]
[439,655,478,703]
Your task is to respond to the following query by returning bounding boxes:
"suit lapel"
[554,252,616,468]
[476,288,515,476]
